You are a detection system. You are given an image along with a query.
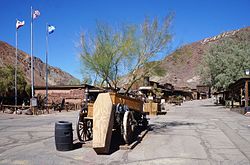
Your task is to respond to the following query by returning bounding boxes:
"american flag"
[33,10,40,19]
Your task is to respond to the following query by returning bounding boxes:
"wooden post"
[245,79,249,112]
[240,88,243,107]
[231,90,234,108]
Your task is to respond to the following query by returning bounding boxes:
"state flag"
[16,20,25,29]
[48,25,56,34]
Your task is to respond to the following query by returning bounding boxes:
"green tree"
[79,14,173,92]
[199,31,250,90]
[0,65,29,98]
[79,22,136,89]
[69,79,81,85]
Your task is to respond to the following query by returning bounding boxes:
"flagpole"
[45,23,49,113]
[30,6,34,99]
[15,19,18,113]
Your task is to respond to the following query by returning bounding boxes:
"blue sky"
[1,0,250,81]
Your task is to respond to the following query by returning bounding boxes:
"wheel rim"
[76,119,85,142]
[76,113,92,142]
[86,120,93,139]
[123,111,134,144]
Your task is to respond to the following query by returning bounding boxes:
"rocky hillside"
[151,26,250,89]
[0,41,80,86]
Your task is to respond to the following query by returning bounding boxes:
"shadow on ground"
[71,126,147,155]
[73,142,83,150]
[149,121,198,134]
[108,126,147,154]
[200,104,223,107]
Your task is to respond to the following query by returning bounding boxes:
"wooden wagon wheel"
[76,112,93,142]
[122,111,135,144]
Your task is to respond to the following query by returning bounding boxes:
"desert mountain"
[151,26,250,89]
[0,41,79,86]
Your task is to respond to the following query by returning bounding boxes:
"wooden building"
[34,84,96,109]
[191,88,198,100]
[139,80,174,103]
[173,86,193,101]
[138,78,173,115]
[196,85,211,99]
[213,91,229,105]
[228,77,250,113]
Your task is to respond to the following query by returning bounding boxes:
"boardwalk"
[0,99,250,165]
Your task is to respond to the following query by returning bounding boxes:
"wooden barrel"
[55,121,73,151]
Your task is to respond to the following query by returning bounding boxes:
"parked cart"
[76,90,148,153]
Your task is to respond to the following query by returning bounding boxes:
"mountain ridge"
[0,41,80,86]
[151,26,250,89]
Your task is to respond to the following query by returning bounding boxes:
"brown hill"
[151,26,250,89]
[0,41,80,86]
